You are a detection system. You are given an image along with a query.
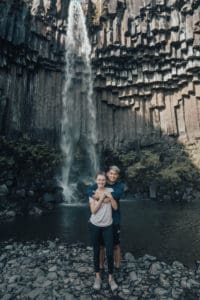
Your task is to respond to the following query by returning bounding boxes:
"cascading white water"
[60,0,98,201]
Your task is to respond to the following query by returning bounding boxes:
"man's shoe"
[93,278,102,290]
[109,278,118,291]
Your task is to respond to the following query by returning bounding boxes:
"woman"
[89,172,118,291]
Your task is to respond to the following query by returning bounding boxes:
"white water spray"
[60,0,98,201]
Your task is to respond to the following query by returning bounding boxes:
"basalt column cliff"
[85,0,200,150]
[0,0,69,144]
[0,0,200,151]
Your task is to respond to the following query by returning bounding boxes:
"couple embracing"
[86,166,124,292]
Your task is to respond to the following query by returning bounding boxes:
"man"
[87,165,124,269]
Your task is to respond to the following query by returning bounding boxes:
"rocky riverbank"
[0,240,200,300]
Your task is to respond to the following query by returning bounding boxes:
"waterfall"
[60,0,98,201]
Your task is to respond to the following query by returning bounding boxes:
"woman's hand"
[105,192,112,198]
[102,192,112,203]
[93,191,100,200]
[103,197,111,203]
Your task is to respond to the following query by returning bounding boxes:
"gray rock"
[171,287,183,299]
[6,180,13,187]
[42,280,52,288]
[172,261,184,270]
[180,277,188,288]
[47,272,57,280]
[49,265,57,272]
[187,278,200,288]
[4,245,13,250]
[29,207,42,216]
[0,184,9,196]
[129,271,138,282]
[1,294,12,300]
[80,295,92,300]
[143,254,157,262]
[154,287,169,296]
[150,262,162,275]
[125,252,135,262]
[127,261,136,269]
[58,270,65,277]
[27,288,44,299]
[68,272,78,279]
[28,190,34,197]
[48,241,56,249]
[78,266,88,273]
[122,287,131,295]
[6,211,16,217]
[8,275,20,283]
[35,276,46,284]
[33,268,44,277]
[16,189,26,197]
[159,273,170,288]
[43,193,54,202]
[64,293,75,300]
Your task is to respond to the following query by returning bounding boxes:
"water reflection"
[1,200,200,267]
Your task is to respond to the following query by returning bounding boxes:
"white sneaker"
[93,278,102,290]
[109,278,118,291]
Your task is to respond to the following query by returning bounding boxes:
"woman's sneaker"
[109,278,118,291]
[93,278,102,290]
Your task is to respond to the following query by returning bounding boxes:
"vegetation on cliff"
[0,136,62,178]
[103,138,200,201]
[0,135,63,215]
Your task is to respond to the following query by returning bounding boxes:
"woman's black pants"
[89,222,114,275]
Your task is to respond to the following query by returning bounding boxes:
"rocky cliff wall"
[1,0,200,151]
[87,0,200,149]
[0,0,69,144]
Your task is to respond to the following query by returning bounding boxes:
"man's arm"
[86,183,98,197]
[111,183,125,200]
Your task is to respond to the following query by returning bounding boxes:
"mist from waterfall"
[60,0,98,202]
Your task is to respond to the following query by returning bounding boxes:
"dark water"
[1,200,200,267]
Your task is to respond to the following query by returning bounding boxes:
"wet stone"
[64,293,75,300]
[129,271,138,282]
[154,287,169,296]
[1,241,200,299]
[150,262,163,276]
[1,295,12,300]
[27,288,44,299]
[49,265,57,272]
[47,272,57,280]
[125,252,135,262]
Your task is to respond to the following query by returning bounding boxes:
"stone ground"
[0,240,200,300]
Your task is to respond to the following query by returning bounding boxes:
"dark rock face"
[1,0,200,151]
[87,0,200,149]
[0,0,68,144]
